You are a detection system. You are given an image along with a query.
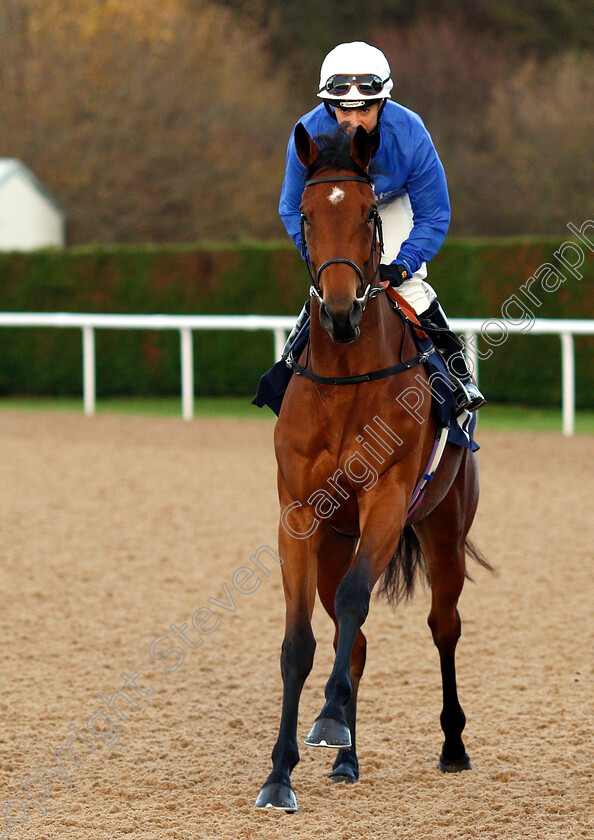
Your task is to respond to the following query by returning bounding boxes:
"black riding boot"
[419,299,486,414]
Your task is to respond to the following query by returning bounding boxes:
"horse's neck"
[309,293,409,378]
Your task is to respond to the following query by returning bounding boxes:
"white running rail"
[0,313,591,435]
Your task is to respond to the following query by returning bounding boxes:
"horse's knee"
[281,624,316,681]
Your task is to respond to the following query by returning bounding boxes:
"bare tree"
[1,4,590,242]
[373,17,593,235]
[0,0,293,243]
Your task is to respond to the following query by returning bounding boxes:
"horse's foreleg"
[305,557,371,750]
[306,494,406,752]
[254,529,317,812]
[316,529,363,783]
[329,628,366,783]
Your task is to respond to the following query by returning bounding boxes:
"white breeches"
[378,194,437,315]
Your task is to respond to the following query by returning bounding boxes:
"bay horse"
[255,124,489,813]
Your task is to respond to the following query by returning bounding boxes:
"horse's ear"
[294,123,319,168]
[350,125,371,171]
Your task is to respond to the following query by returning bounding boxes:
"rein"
[300,174,384,309]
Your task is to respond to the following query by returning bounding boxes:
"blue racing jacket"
[279,100,451,275]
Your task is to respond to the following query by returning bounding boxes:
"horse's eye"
[301,212,309,226]
[367,208,377,222]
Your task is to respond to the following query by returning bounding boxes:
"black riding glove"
[379,263,409,287]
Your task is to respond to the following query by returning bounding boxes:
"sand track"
[0,412,592,839]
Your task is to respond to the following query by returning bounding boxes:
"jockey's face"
[333,102,381,135]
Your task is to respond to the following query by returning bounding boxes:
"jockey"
[279,41,485,413]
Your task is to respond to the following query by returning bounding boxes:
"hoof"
[329,771,358,785]
[254,782,297,813]
[329,758,358,784]
[438,753,473,773]
[304,717,351,749]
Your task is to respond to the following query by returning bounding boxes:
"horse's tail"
[377,528,493,606]
[377,526,428,605]
[464,537,495,578]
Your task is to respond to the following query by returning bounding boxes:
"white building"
[0,158,65,251]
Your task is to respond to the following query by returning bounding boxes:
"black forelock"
[307,127,373,183]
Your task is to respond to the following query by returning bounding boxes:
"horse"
[255,123,490,813]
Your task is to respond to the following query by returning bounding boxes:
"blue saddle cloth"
[252,321,478,452]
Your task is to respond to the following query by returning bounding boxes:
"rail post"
[274,328,287,361]
[180,328,194,422]
[82,325,96,417]
[464,331,479,384]
[560,332,575,437]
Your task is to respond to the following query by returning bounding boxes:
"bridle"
[289,173,434,386]
[300,174,385,309]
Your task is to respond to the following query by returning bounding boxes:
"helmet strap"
[368,99,386,154]
[324,101,337,121]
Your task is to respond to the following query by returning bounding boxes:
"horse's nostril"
[350,300,363,328]
[319,303,332,330]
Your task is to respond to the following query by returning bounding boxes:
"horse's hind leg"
[316,529,362,784]
[416,454,478,772]
[425,541,472,771]
[254,526,318,812]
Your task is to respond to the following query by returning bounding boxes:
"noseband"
[300,175,384,308]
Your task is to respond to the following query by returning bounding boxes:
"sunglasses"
[320,74,389,97]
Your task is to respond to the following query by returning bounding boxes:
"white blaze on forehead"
[328,186,345,205]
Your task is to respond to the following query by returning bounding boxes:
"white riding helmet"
[317,42,393,107]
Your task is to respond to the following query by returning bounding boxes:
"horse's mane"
[308,128,373,183]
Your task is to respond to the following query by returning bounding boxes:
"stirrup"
[454,380,486,414]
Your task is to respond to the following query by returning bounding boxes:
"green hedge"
[0,238,591,406]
